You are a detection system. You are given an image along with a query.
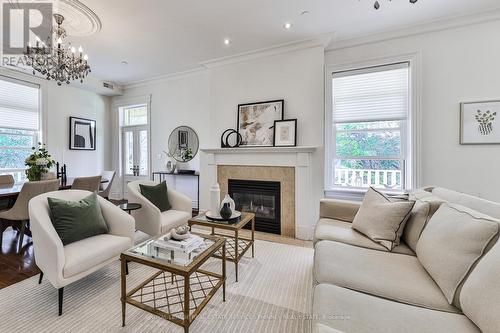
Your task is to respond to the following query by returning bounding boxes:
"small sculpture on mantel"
[220,129,243,148]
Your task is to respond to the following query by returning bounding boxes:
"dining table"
[0,178,109,199]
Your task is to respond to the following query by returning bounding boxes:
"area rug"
[0,239,313,333]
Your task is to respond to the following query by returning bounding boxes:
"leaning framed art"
[237,100,284,147]
[460,100,500,145]
[69,116,96,150]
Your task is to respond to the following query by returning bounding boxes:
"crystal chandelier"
[24,14,91,86]
[373,0,418,10]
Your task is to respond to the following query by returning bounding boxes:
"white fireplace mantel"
[199,146,319,240]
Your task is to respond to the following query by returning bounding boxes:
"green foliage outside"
[336,121,401,171]
[0,129,35,169]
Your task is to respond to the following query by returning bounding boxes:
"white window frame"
[325,53,421,200]
[0,74,42,181]
[112,95,152,198]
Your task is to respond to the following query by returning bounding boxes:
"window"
[0,77,40,182]
[327,63,411,192]
[119,103,149,179]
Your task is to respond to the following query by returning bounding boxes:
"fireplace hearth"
[228,179,281,235]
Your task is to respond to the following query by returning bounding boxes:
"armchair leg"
[58,288,64,316]
[38,272,43,284]
[18,220,27,253]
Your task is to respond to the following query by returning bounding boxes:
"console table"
[152,171,200,211]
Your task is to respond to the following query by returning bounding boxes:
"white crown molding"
[200,32,335,70]
[327,8,500,51]
[123,67,207,90]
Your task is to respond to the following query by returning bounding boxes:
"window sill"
[325,187,408,201]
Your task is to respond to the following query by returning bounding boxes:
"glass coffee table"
[188,212,255,282]
[120,233,226,333]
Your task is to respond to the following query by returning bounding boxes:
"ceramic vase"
[219,202,232,220]
[220,194,235,212]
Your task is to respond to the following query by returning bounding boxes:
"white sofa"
[312,187,500,333]
[29,190,135,315]
[126,180,192,236]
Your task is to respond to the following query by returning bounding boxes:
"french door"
[122,125,149,195]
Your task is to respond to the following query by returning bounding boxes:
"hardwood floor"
[0,228,40,289]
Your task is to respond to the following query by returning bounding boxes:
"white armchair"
[29,190,135,316]
[126,180,191,236]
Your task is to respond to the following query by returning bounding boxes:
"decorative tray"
[205,210,241,222]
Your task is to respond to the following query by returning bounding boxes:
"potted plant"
[25,143,55,181]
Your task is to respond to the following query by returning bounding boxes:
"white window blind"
[0,77,40,130]
[332,63,409,123]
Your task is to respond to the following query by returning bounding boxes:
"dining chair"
[0,174,15,185]
[98,171,116,200]
[0,179,60,252]
[0,175,15,211]
[71,176,102,192]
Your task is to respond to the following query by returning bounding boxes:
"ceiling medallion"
[24,14,91,85]
[373,0,418,10]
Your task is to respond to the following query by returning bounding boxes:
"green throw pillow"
[48,192,109,246]
[139,181,171,212]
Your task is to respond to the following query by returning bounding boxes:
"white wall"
[111,72,210,201]
[116,46,325,211]
[325,20,500,202]
[205,46,325,211]
[45,84,111,177]
[0,68,111,179]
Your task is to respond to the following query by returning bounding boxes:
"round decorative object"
[205,210,241,222]
[219,202,232,220]
[171,226,191,240]
[167,126,199,163]
[220,129,242,148]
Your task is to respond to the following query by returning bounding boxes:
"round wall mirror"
[167,126,199,163]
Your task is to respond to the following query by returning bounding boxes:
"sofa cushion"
[314,240,458,313]
[352,187,415,251]
[319,199,360,222]
[160,209,191,233]
[314,218,414,256]
[432,187,500,219]
[417,203,499,306]
[403,190,446,252]
[313,284,480,333]
[63,234,131,278]
[460,232,500,333]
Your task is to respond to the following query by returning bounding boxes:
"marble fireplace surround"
[218,165,295,237]
[200,146,317,240]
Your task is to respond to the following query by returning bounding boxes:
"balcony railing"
[334,168,402,189]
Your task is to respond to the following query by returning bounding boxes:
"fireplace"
[228,179,281,235]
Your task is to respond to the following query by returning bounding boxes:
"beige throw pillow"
[352,187,415,251]
[416,203,499,306]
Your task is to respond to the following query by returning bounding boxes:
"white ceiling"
[68,0,500,84]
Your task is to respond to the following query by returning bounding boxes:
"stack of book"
[154,234,205,254]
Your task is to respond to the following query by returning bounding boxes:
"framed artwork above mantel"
[237,100,284,147]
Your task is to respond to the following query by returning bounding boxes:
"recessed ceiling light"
[223,38,231,45]
[121,61,128,65]
[283,22,293,30]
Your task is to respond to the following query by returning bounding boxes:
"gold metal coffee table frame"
[120,233,226,333]
[188,212,255,282]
